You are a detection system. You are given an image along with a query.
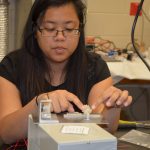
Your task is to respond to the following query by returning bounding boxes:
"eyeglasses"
[38,27,80,37]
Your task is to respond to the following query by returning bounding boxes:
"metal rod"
[0,0,9,61]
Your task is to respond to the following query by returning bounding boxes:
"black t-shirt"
[0,49,110,106]
[0,49,110,149]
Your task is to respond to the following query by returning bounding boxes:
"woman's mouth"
[52,47,66,54]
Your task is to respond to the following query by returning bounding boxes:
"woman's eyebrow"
[44,20,77,25]
[64,20,76,24]
[43,20,56,24]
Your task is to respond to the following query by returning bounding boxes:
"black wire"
[131,0,150,71]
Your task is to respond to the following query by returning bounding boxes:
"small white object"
[61,125,89,135]
[64,112,102,121]
[82,105,92,114]
[39,99,58,123]
[64,112,84,119]
[82,105,92,120]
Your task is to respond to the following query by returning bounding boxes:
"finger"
[91,97,103,110]
[92,103,105,113]
[105,89,121,107]
[91,88,114,109]
[91,87,120,109]
[66,92,84,111]
[50,95,62,113]
[123,96,132,107]
[67,103,75,112]
[115,90,129,106]
[58,95,70,112]
[102,86,117,100]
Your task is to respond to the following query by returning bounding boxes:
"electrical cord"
[92,36,117,52]
[131,0,150,71]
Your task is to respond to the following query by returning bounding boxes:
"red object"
[6,139,27,150]
[130,2,142,16]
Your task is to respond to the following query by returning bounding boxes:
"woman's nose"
[54,30,66,41]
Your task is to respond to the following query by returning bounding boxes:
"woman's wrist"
[34,93,49,106]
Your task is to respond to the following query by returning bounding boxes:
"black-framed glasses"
[38,26,80,37]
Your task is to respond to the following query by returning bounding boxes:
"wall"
[8,0,16,52]
[15,0,32,49]
[8,0,32,51]
[86,0,150,50]
[8,0,150,51]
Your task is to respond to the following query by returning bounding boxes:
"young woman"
[0,0,132,148]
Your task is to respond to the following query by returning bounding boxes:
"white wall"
[8,0,16,51]
[86,0,150,49]
[15,0,32,49]
[8,0,150,51]
[8,0,32,51]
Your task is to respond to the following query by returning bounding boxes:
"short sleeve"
[85,52,111,101]
[0,52,19,85]
[95,55,111,82]
[87,52,111,84]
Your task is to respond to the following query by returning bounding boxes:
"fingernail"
[69,107,75,112]
[91,105,96,110]
[117,101,121,105]
[106,102,111,107]
[124,102,128,107]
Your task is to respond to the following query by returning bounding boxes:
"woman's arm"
[87,77,132,134]
[0,77,38,144]
[0,77,84,144]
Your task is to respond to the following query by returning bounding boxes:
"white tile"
[87,0,128,13]
[86,13,142,36]
[86,0,150,48]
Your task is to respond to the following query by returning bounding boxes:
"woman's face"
[36,3,80,64]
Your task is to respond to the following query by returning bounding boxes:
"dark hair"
[20,0,88,106]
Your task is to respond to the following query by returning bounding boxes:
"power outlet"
[130,2,142,16]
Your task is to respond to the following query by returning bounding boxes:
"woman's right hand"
[37,90,84,113]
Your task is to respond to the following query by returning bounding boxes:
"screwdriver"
[118,120,150,129]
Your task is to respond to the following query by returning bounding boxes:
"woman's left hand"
[92,86,132,109]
